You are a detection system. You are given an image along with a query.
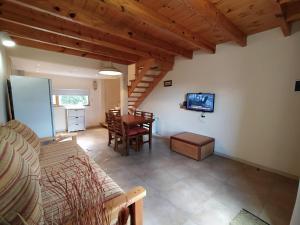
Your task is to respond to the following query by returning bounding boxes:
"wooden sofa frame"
[106,186,146,225]
[58,187,146,225]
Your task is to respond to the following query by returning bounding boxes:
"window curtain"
[52,89,89,96]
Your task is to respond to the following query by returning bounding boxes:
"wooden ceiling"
[0,0,299,65]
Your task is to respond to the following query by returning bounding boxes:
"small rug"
[230,209,270,225]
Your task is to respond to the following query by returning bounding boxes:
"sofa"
[0,120,146,225]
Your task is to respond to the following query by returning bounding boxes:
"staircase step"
[144,74,158,77]
[129,96,139,99]
[150,66,159,70]
[134,89,147,92]
[133,91,145,93]
[136,86,149,88]
[146,70,161,75]
[140,80,153,84]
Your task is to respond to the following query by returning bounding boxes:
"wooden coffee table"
[170,132,215,160]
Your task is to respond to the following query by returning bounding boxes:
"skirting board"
[86,125,101,129]
[214,151,299,180]
[155,135,299,180]
[56,125,101,133]
[55,129,66,133]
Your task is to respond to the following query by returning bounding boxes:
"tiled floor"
[76,128,298,225]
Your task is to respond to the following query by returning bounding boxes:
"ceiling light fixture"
[98,62,122,76]
[0,32,16,47]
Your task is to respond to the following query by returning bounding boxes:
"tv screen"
[186,93,215,112]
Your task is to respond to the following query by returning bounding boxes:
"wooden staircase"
[128,58,173,112]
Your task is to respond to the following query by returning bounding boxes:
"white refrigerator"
[8,75,55,138]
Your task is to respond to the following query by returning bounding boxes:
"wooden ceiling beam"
[6,0,193,59]
[11,36,132,65]
[94,0,215,53]
[0,18,140,63]
[182,0,247,47]
[285,1,300,22]
[272,0,291,36]
[0,1,175,64]
[278,0,300,4]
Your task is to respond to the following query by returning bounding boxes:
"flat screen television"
[186,93,215,112]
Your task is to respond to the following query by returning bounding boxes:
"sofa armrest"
[64,187,146,225]
[105,186,146,225]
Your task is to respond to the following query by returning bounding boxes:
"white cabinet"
[66,108,86,132]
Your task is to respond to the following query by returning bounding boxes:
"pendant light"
[0,32,16,47]
[98,61,123,76]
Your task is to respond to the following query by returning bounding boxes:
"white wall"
[128,64,135,85]
[53,106,67,132]
[121,71,128,115]
[103,79,121,111]
[8,45,128,79]
[140,25,300,177]
[0,45,11,124]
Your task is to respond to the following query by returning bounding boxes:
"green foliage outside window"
[59,95,89,106]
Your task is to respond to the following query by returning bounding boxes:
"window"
[52,89,90,106]
[59,95,89,106]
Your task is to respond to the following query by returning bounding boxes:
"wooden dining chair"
[134,110,143,117]
[109,109,121,116]
[105,112,115,146]
[112,114,141,155]
[135,111,154,150]
[106,109,121,147]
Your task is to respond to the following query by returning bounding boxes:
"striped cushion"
[6,120,41,155]
[40,140,123,223]
[0,140,43,225]
[0,127,41,178]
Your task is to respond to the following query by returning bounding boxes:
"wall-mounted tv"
[186,93,215,112]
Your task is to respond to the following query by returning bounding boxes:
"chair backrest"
[142,111,153,129]
[109,109,121,117]
[111,114,123,136]
[106,112,114,132]
[142,111,153,120]
[134,110,143,117]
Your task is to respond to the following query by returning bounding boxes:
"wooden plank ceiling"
[0,0,299,65]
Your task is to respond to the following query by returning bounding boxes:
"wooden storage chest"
[170,132,214,160]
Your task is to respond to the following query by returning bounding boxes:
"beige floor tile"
[183,173,224,196]
[144,193,189,225]
[160,180,210,214]
[76,128,298,225]
[260,201,294,225]
[190,198,239,225]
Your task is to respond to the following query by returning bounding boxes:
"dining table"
[120,114,154,155]
[121,114,154,127]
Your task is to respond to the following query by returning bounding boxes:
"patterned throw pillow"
[0,140,43,225]
[0,126,41,179]
[6,120,41,155]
